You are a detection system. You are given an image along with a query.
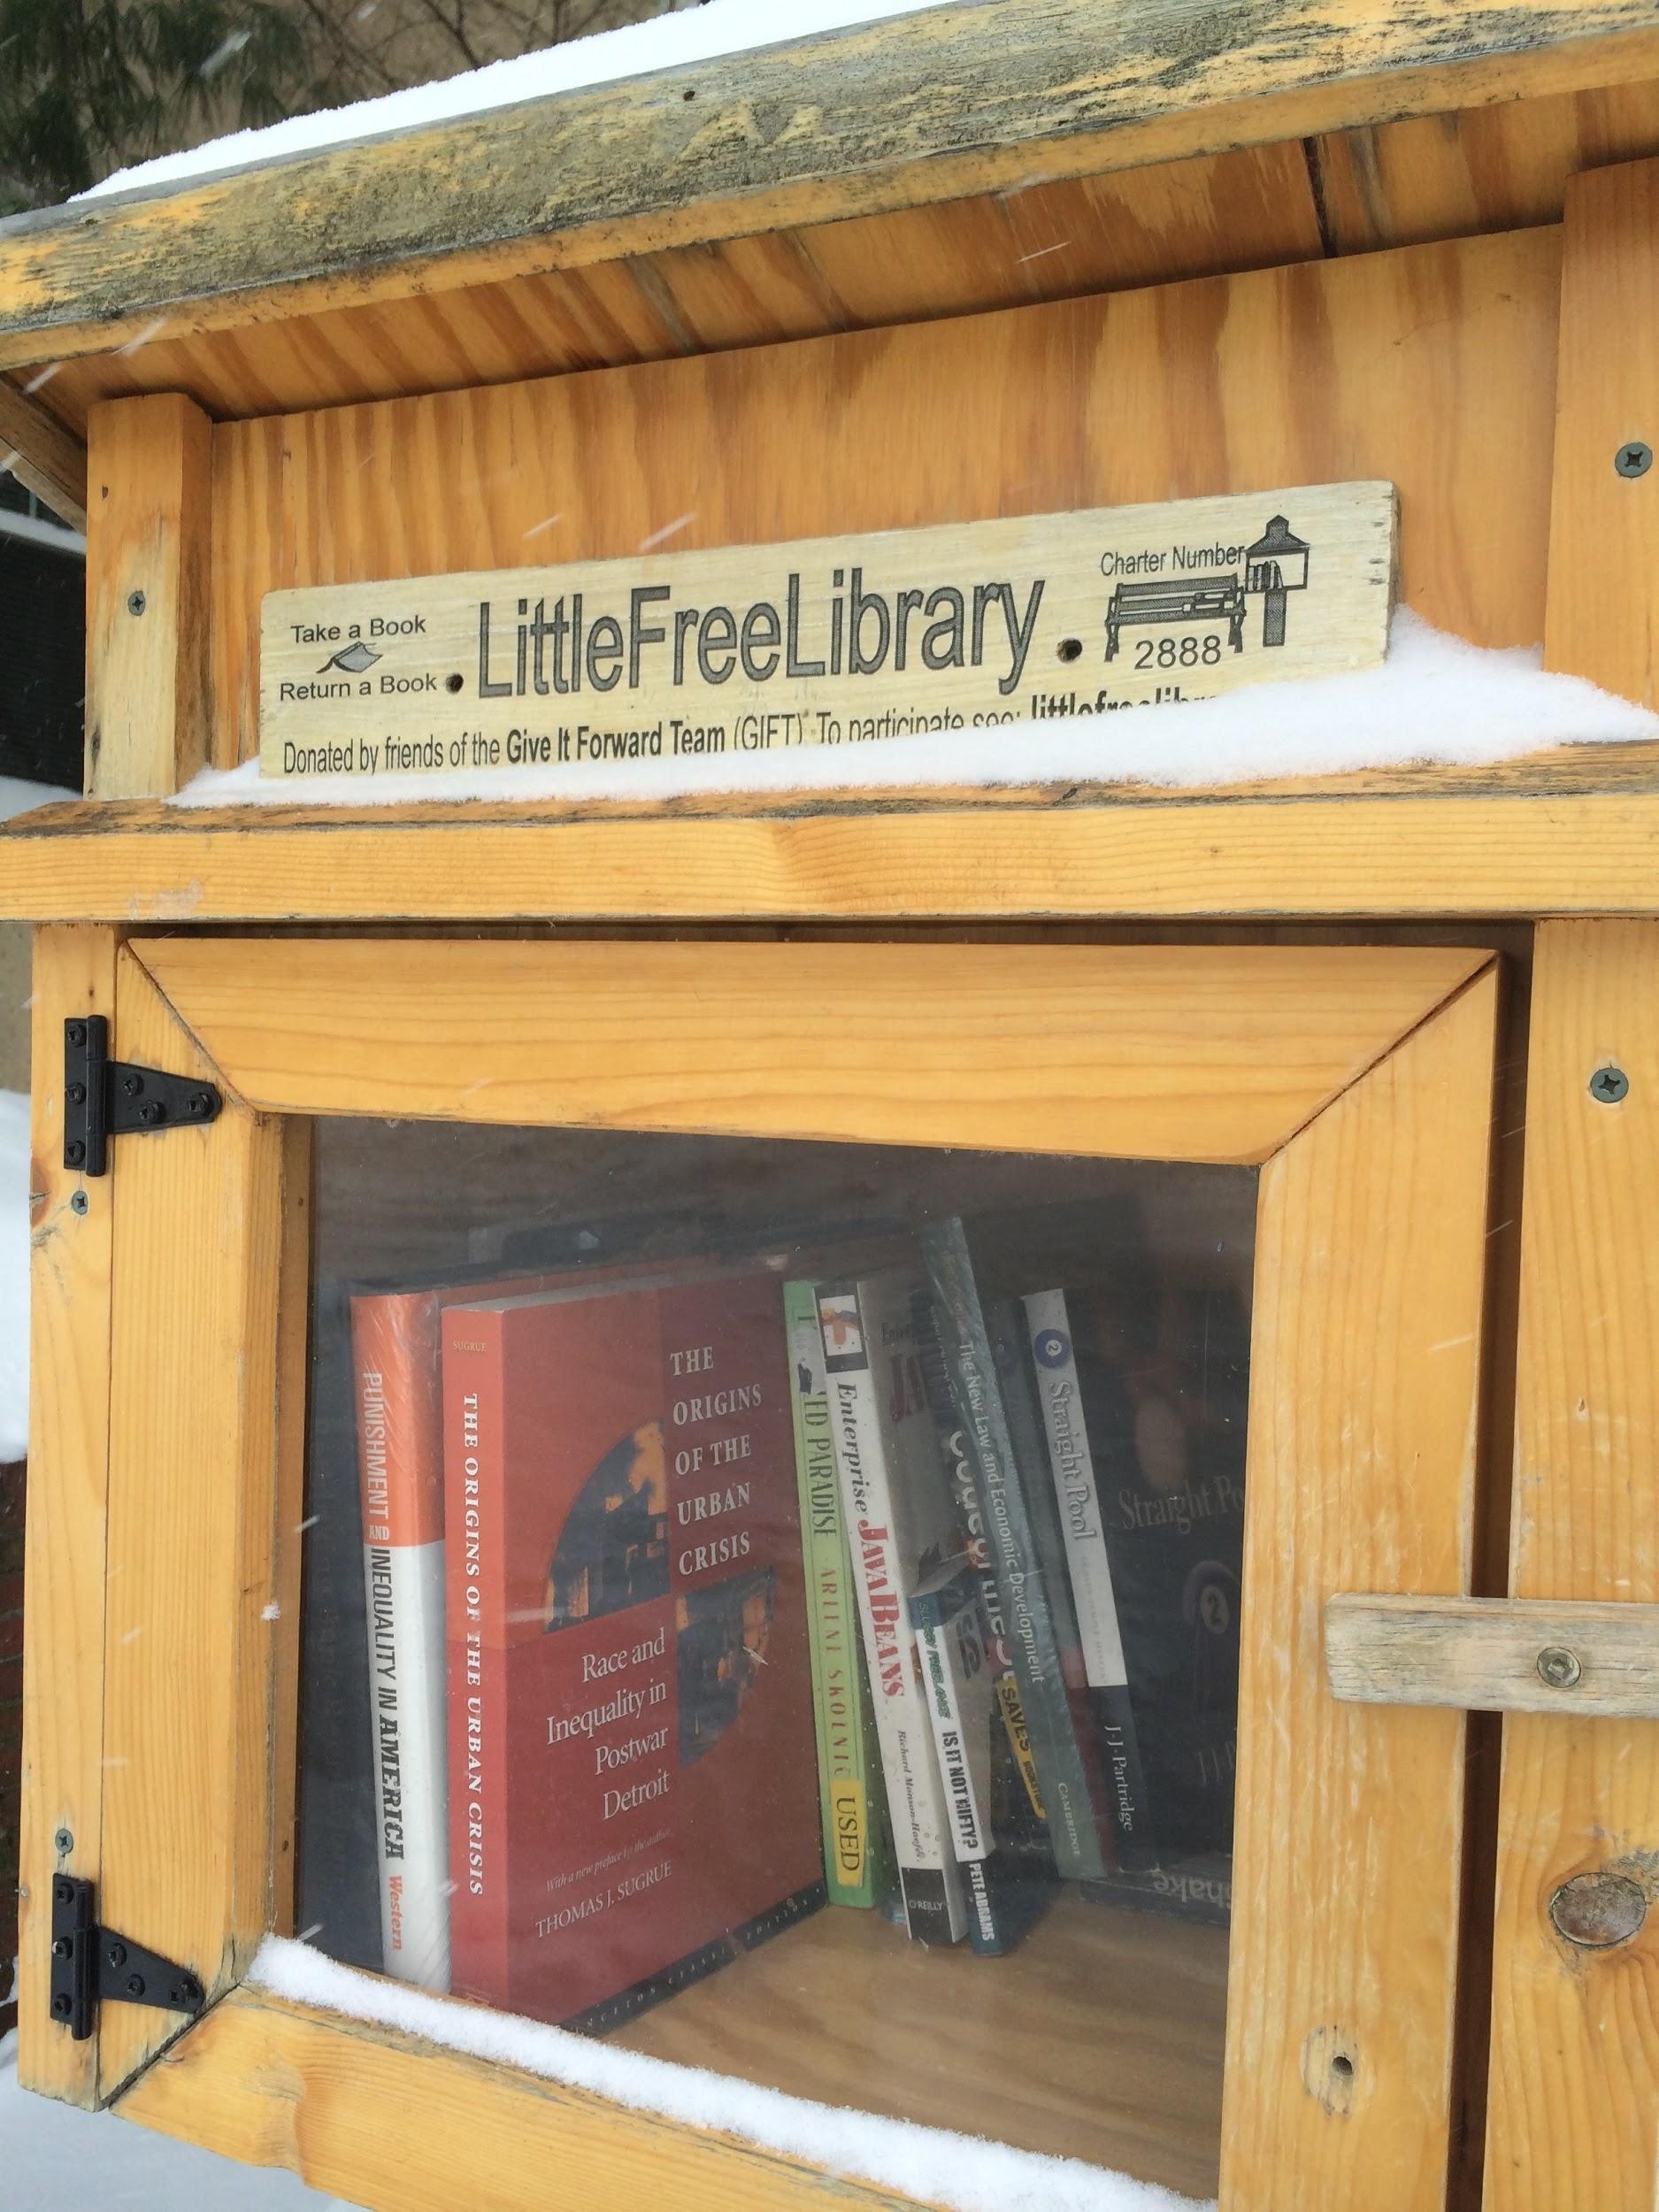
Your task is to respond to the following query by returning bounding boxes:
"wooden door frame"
[20,929,1501,2212]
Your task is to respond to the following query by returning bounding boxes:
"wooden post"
[84,393,213,799]
[1483,923,1659,2212]
[1543,158,1659,704]
[1483,160,1659,2204]
[18,927,117,2107]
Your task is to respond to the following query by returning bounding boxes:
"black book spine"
[920,1220,1110,1883]
[1024,1288,1160,1870]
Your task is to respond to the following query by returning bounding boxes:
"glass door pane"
[296,1118,1255,2201]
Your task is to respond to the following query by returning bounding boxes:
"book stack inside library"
[296,1122,1254,2194]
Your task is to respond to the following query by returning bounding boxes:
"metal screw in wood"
[1590,1065,1630,1102]
[1536,1644,1583,1689]
[1616,442,1654,478]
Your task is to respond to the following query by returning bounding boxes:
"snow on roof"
[87,0,956,202]
[168,611,1659,811]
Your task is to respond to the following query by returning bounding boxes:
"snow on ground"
[87,0,955,201]
[251,1938,1209,2212]
[173,611,1659,810]
[1,2030,352,2208]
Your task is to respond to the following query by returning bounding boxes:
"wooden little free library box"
[10,4,1659,2210]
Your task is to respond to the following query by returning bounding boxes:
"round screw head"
[71,1191,88,1216]
[51,1993,72,2019]
[1590,1064,1630,1103]
[65,1081,85,1105]
[51,1937,70,1958]
[121,1071,142,1096]
[126,1973,145,1998]
[64,1141,84,1166]
[139,1099,165,1125]
[1551,1870,1647,1948]
[105,1940,127,1969]
[65,1022,85,1047]
[188,1090,213,1118]
[54,1832,73,1859]
[127,589,146,616]
[1617,442,1654,479]
[1536,1644,1583,1689]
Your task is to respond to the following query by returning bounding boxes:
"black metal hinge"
[50,1876,205,2041]
[64,1015,222,1176]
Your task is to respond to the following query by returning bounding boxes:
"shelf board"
[611,1886,1229,2204]
[6,753,1659,922]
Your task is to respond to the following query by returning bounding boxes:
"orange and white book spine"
[353,1290,453,1991]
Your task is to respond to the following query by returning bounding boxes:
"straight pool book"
[442,1266,824,2028]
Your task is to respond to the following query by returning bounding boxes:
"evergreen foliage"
[0,0,342,211]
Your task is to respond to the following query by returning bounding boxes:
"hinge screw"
[139,1100,165,1125]
[121,1072,142,1097]
[65,1082,85,1105]
[1537,1644,1583,1689]
[65,1023,85,1048]
[64,1142,84,1167]
[51,1994,72,2019]
[188,1091,213,1118]
[105,1940,127,1969]
[126,1974,145,1998]
[1590,1065,1630,1103]
[1616,442,1654,479]
[50,1938,70,1958]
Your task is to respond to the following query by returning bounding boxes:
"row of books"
[342,1199,1246,2029]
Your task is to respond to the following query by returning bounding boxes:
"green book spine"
[786,1279,887,1909]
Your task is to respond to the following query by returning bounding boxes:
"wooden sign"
[258,482,1396,783]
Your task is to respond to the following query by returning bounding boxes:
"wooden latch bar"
[1325,1594,1659,1718]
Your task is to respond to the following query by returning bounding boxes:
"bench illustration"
[1104,574,1247,660]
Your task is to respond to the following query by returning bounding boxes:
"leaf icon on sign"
[319,641,382,674]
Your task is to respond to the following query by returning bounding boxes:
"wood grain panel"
[95,950,287,2099]
[1222,970,1497,2210]
[1543,158,1659,705]
[4,780,1655,928]
[86,395,214,797]
[1315,79,1659,251]
[1484,922,1659,2212]
[129,937,1487,1165]
[16,927,117,2107]
[205,226,1561,759]
[0,143,1319,435]
[0,0,1645,376]
[117,1986,942,2212]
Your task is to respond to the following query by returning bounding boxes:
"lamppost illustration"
[1244,515,1310,647]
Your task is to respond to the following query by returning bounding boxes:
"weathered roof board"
[0,0,1655,371]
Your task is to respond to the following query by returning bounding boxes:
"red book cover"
[443,1269,824,2028]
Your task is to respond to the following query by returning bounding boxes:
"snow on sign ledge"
[250,1937,1209,2212]
[172,614,1659,811]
